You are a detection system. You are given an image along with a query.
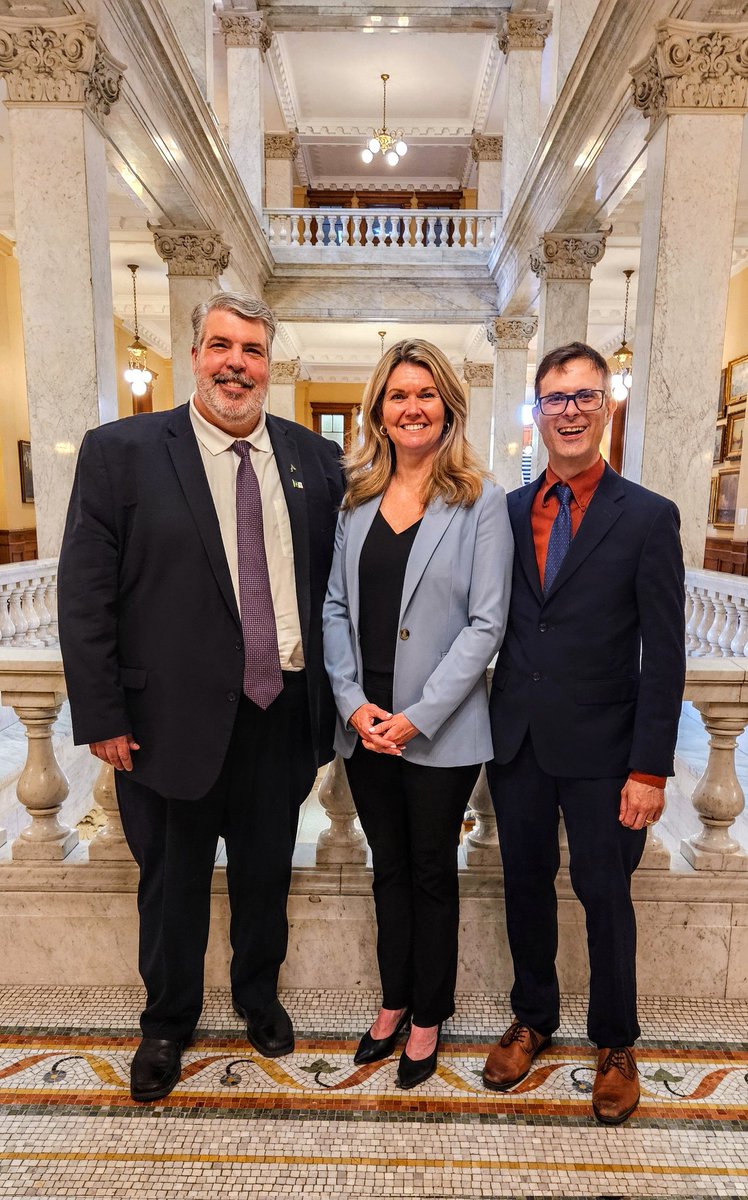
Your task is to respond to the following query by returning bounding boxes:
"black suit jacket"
[489,464,685,779]
[58,403,344,800]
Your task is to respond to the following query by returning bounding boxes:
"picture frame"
[726,352,748,404]
[713,468,740,529]
[714,421,726,465]
[726,408,745,460]
[18,440,34,504]
[718,368,727,419]
[709,475,718,524]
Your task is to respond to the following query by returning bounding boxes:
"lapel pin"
[292,479,304,489]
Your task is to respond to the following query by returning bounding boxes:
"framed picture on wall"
[709,475,718,525]
[727,353,748,404]
[718,368,727,418]
[18,440,34,504]
[726,409,745,460]
[713,468,740,528]
[714,422,726,465]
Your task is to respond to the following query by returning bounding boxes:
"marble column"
[269,359,301,420]
[530,229,609,360]
[0,15,123,556]
[470,134,503,212]
[626,19,748,568]
[553,0,599,96]
[218,12,271,216]
[499,13,552,218]
[487,317,537,493]
[463,362,494,469]
[265,133,298,210]
[162,0,213,103]
[150,227,231,406]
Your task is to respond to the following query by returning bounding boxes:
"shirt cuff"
[628,771,666,789]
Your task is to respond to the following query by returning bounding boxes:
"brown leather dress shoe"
[592,1046,640,1124]
[482,1020,551,1091]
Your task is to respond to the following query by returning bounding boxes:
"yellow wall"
[0,238,33,530]
[723,264,748,367]
[295,381,365,428]
[114,321,174,418]
[462,188,478,209]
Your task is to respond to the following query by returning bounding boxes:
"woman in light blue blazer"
[323,339,513,1088]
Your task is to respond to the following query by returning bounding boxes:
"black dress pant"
[488,732,646,1048]
[345,742,480,1027]
[116,673,315,1041]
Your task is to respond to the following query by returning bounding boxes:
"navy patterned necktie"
[233,440,283,709]
[543,483,573,594]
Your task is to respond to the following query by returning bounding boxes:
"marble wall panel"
[503,50,543,217]
[227,45,263,214]
[162,0,213,101]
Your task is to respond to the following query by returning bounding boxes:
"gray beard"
[196,376,268,427]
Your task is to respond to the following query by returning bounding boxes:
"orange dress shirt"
[531,456,664,790]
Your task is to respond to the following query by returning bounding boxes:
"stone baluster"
[7,695,77,860]
[705,595,728,657]
[686,588,704,654]
[731,597,748,656]
[681,701,748,870]
[291,214,301,246]
[719,597,739,658]
[464,767,500,868]
[33,580,54,645]
[302,213,314,247]
[414,214,425,248]
[0,584,15,645]
[8,587,28,646]
[684,587,694,649]
[45,580,58,641]
[692,592,715,657]
[88,762,131,860]
[20,583,41,647]
[464,214,475,248]
[316,755,367,865]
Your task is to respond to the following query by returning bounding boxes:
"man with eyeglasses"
[483,341,685,1124]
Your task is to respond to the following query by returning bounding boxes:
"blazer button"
[532,672,541,682]
[235,641,243,651]
[399,628,410,641]
[539,622,548,633]
[227,691,237,702]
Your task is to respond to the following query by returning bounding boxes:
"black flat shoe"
[130,1037,184,1102]
[233,997,294,1058]
[395,1023,441,1090]
[353,1009,411,1066]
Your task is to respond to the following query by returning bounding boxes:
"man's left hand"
[619,777,665,830]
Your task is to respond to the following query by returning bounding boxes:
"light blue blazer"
[323,481,513,768]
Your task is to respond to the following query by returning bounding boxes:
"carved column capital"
[265,132,299,161]
[530,229,610,282]
[632,19,748,128]
[498,13,552,54]
[487,317,538,350]
[150,226,231,278]
[218,12,271,53]
[270,359,301,384]
[463,361,494,387]
[0,14,125,119]
[470,133,503,162]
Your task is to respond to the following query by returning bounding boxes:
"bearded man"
[58,293,344,1101]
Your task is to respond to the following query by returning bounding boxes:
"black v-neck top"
[358,508,422,710]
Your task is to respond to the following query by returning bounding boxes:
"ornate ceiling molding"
[463,361,494,386]
[265,132,298,160]
[218,12,272,53]
[631,19,748,128]
[471,133,503,162]
[0,14,125,120]
[498,13,552,54]
[530,229,610,282]
[487,317,538,350]
[150,226,231,277]
[270,358,301,383]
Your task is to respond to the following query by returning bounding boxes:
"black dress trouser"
[116,673,315,1041]
[488,732,647,1048]
[345,741,480,1027]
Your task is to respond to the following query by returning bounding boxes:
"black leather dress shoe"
[233,997,294,1057]
[130,1037,183,1103]
[354,1010,411,1066]
[395,1024,441,1090]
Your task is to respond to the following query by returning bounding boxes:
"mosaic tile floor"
[0,986,746,1198]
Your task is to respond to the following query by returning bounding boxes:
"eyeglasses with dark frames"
[535,388,606,415]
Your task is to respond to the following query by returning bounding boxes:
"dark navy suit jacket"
[489,463,685,779]
[58,403,344,800]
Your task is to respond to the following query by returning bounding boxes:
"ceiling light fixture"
[611,269,634,401]
[378,330,387,357]
[123,264,153,398]
[361,74,408,166]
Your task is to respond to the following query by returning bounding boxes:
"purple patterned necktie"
[543,483,573,594]
[232,440,283,709]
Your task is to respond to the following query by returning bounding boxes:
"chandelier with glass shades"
[361,74,408,167]
[611,269,634,402]
[123,264,153,398]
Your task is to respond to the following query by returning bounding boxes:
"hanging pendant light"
[361,74,408,166]
[611,269,634,401]
[378,330,387,357]
[123,264,153,398]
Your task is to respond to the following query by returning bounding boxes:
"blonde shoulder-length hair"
[342,339,488,510]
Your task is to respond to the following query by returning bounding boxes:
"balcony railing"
[685,568,748,657]
[264,208,499,258]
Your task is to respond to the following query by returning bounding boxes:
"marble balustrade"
[0,559,58,648]
[685,568,748,658]
[264,208,499,255]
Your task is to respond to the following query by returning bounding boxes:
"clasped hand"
[349,703,419,755]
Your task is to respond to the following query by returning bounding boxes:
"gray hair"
[191,292,276,358]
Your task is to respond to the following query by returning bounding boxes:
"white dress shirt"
[189,397,304,670]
